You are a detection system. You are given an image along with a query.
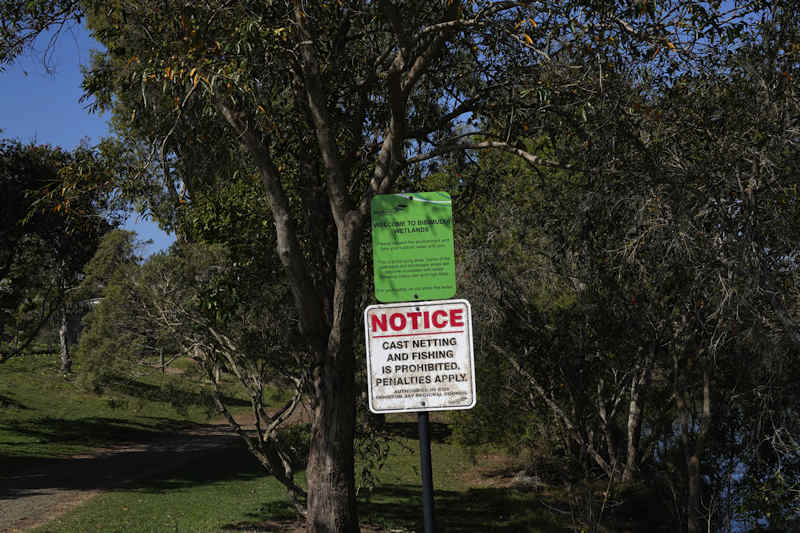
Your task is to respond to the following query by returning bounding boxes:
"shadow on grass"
[102,375,249,410]
[1,415,197,453]
[358,484,570,533]
[379,421,452,443]
[123,440,270,492]
[1,428,250,500]
[0,394,28,409]
[226,483,570,533]
[221,500,301,532]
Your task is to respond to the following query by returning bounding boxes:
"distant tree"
[1,140,116,371]
[77,232,309,512]
[76,229,140,300]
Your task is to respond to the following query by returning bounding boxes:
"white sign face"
[363,299,476,413]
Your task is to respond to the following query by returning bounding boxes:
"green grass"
[32,444,297,533]
[356,420,568,533]
[0,352,230,459]
[3,355,578,532]
[29,424,564,533]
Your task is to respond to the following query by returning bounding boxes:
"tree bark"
[622,346,652,482]
[678,362,710,533]
[305,215,364,533]
[59,310,72,374]
[686,368,711,533]
[306,344,359,533]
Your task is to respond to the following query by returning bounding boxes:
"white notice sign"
[364,299,476,413]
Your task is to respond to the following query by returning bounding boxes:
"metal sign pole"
[418,411,436,533]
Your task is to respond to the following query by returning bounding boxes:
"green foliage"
[445,8,800,529]
[5,0,799,529]
[1,140,115,362]
[0,0,82,70]
[277,423,311,471]
[77,229,138,297]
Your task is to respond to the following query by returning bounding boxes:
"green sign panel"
[371,191,456,302]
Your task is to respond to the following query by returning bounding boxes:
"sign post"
[367,192,474,533]
[419,411,436,533]
[364,299,475,533]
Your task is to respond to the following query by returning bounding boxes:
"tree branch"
[404,139,576,171]
[215,98,325,343]
[293,1,352,229]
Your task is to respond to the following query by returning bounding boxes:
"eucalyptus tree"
[74,3,596,529]
[0,0,82,70]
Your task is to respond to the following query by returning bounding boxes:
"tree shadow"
[121,440,269,492]
[1,415,198,457]
[0,394,28,409]
[222,481,570,533]
[101,375,249,409]
[221,500,301,532]
[379,421,451,442]
[1,428,249,501]
[358,484,570,533]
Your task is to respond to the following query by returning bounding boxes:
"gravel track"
[0,424,239,532]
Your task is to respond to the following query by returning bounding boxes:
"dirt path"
[0,424,239,532]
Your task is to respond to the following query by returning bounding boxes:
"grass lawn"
[358,430,569,533]
[3,354,579,532]
[31,434,566,533]
[31,443,299,533]
[0,352,241,459]
[25,419,568,533]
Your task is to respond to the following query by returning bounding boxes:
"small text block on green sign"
[371,191,456,303]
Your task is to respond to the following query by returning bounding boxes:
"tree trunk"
[687,454,701,533]
[306,218,362,533]
[679,365,710,533]
[59,310,72,374]
[306,347,359,533]
[217,98,362,531]
[687,368,711,533]
[622,394,641,482]
[622,347,652,482]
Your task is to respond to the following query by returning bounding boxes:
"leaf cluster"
[1,140,115,361]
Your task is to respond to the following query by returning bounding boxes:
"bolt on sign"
[364,299,476,413]
[371,192,456,303]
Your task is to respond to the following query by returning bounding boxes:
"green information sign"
[371,191,456,302]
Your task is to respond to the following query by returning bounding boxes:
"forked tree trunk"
[218,100,363,532]
[678,364,711,533]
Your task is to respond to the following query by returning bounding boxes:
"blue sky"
[0,24,175,257]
